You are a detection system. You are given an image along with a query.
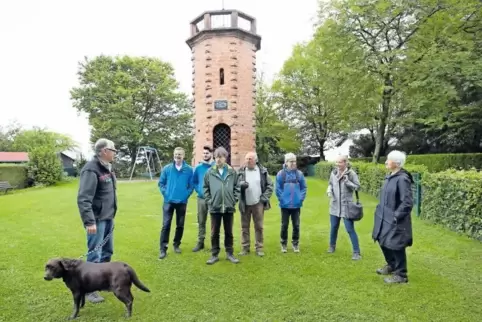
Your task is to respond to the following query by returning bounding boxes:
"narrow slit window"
[220,68,224,85]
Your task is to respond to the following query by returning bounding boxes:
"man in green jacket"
[203,146,241,265]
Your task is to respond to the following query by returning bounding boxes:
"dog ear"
[59,258,80,271]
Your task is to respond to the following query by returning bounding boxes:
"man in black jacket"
[237,152,273,257]
[77,138,118,303]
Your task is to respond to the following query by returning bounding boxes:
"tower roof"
[186,9,261,51]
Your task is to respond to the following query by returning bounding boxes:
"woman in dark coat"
[372,150,414,284]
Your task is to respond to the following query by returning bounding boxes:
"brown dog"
[44,258,150,319]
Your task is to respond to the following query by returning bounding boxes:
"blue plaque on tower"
[214,99,228,110]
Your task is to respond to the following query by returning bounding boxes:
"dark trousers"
[280,208,300,246]
[196,197,209,243]
[159,202,187,251]
[210,212,234,256]
[381,245,408,277]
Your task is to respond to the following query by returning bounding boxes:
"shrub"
[314,161,427,198]
[0,164,28,188]
[422,169,482,241]
[350,153,482,172]
[28,146,63,186]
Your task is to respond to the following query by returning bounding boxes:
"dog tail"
[127,266,150,292]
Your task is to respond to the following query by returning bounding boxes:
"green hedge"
[351,153,482,172]
[422,169,482,241]
[315,161,428,198]
[0,164,28,188]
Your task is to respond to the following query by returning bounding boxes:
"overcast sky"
[0,0,349,160]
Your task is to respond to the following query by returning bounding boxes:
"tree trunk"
[318,140,326,161]
[372,74,393,163]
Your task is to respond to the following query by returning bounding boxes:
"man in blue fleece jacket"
[192,145,215,252]
[158,147,194,259]
[275,152,307,253]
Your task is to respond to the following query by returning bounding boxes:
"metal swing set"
[129,146,162,181]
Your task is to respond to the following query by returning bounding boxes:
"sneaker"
[384,275,408,284]
[159,250,167,259]
[293,245,300,253]
[352,252,362,260]
[227,253,240,264]
[281,245,287,253]
[238,249,250,256]
[376,265,393,275]
[327,245,336,253]
[192,243,204,252]
[256,251,265,257]
[206,256,219,265]
[174,246,181,254]
[86,292,104,303]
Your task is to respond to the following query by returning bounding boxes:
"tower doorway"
[213,123,231,165]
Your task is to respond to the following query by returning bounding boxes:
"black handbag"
[347,191,364,221]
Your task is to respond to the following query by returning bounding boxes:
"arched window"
[219,68,225,85]
[212,123,231,164]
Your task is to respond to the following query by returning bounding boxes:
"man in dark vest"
[77,138,118,303]
[237,152,273,257]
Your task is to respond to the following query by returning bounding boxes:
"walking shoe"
[293,245,300,253]
[238,249,250,256]
[174,246,182,254]
[192,243,204,252]
[352,252,362,260]
[206,256,219,265]
[281,245,287,253]
[327,245,336,253]
[384,275,408,284]
[376,265,393,275]
[227,253,240,264]
[159,250,167,259]
[86,292,104,303]
[256,251,265,257]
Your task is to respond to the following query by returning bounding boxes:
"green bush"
[350,153,482,172]
[314,161,427,198]
[0,164,28,188]
[422,169,482,241]
[28,146,63,186]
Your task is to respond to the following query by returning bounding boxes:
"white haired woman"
[326,155,361,260]
[372,150,414,284]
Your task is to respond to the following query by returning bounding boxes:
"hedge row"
[315,161,427,198]
[315,161,482,241]
[422,169,482,241]
[351,153,482,172]
[0,164,28,188]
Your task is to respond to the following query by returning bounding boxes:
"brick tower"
[186,9,261,168]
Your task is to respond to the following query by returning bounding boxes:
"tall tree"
[323,0,464,162]
[70,55,192,164]
[255,76,301,163]
[272,40,346,160]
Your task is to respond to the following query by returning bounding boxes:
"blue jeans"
[329,215,360,253]
[86,219,114,263]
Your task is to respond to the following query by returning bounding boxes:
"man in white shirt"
[237,152,273,256]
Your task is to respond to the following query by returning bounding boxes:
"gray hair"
[387,150,407,167]
[284,152,297,163]
[245,151,258,161]
[94,138,115,156]
[214,146,229,158]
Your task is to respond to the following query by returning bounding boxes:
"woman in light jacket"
[326,155,361,260]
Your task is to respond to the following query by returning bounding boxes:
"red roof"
[0,152,29,162]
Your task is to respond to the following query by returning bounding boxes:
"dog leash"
[79,224,115,259]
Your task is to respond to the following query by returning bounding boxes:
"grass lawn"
[0,177,481,321]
